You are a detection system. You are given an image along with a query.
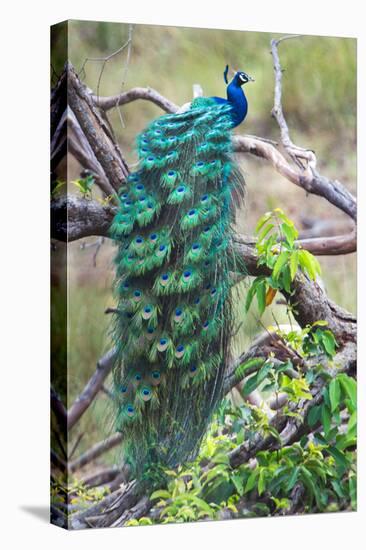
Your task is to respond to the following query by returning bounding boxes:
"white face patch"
[239,73,247,83]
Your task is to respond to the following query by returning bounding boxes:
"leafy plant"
[246,209,321,315]
[71,174,95,198]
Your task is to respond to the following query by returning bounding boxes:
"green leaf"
[286,466,299,491]
[255,212,272,234]
[347,411,357,437]
[258,223,275,243]
[244,471,258,494]
[321,404,332,437]
[290,250,299,280]
[235,357,265,382]
[256,280,267,315]
[338,374,357,410]
[321,330,337,357]
[242,362,273,396]
[245,278,265,312]
[298,249,321,280]
[307,405,321,427]
[150,489,171,500]
[257,469,266,496]
[326,447,349,473]
[329,378,341,412]
[349,475,357,510]
[282,222,298,246]
[272,251,290,281]
[281,265,292,293]
[231,474,244,496]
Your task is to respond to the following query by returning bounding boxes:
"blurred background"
[52,20,356,462]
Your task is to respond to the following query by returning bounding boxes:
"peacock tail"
[110,95,246,475]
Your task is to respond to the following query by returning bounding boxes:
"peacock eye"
[188,209,196,217]
[183,270,191,279]
[126,404,135,417]
[177,186,185,193]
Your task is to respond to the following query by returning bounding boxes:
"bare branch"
[269,37,356,222]
[69,433,123,473]
[51,386,67,429]
[52,194,356,256]
[67,347,118,431]
[68,63,129,193]
[51,195,116,243]
[95,87,179,114]
[233,135,357,222]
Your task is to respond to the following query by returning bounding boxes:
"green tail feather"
[110,97,246,475]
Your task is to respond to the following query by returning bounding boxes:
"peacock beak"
[247,75,255,82]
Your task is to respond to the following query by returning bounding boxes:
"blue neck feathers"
[226,80,248,127]
[211,75,249,128]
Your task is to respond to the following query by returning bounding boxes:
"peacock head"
[235,71,255,86]
[224,64,254,87]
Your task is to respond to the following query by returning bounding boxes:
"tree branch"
[51,195,116,242]
[69,433,123,473]
[270,37,357,222]
[94,87,179,114]
[67,63,129,194]
[67,347,118,431]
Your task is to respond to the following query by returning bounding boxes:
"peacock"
[110,67,254,475]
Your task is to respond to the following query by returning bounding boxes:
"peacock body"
[110,69,253,474]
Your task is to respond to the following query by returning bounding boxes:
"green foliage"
[131,321,356,524]
[51,178,66,197]
[51,475,110,510]
[71,174,95,198]
[246,209,321,316]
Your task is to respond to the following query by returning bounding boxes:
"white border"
[1,1,364,549]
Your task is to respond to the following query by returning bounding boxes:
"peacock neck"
[226,83,248,127]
